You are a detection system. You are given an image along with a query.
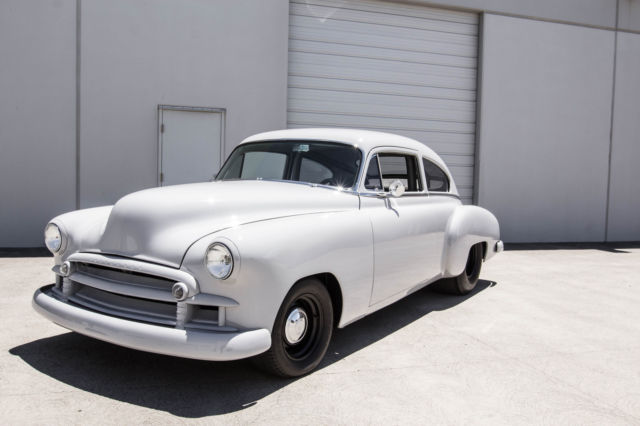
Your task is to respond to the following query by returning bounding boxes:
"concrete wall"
[607,32,640,241]
[0,0,289,246]
[79,0,289,207]
[477,14,615,242]
[618,0,640,32]
[2,0,638,246]
[0,0,77,246]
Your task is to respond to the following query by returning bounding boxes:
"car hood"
[92,180,358,267]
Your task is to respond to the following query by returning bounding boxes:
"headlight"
[205,243,233,279]
[44,223,63,253]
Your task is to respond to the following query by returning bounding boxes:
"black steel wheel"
[257,278,333,377]
[455,243,483,294]
[432,243,483,295]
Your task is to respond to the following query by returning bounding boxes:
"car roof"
[240,128,458,195]
[241,128,440,161]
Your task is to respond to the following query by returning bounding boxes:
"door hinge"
[160,172,164,182]
[160,123,165,133]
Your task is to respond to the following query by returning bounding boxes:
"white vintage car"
[34,128,502,377]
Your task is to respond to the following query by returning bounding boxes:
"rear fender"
[442,205,500,277]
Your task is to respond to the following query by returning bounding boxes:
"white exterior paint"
[33,130,501,364]
[477,14,615,243]
[244,128,449,164]
[363,193,454,303]
[287,0,478,203]
[607,32,640,241]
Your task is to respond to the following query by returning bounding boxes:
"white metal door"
[288,0,479,203]
[363,195,449,304]
[159,107,224,186]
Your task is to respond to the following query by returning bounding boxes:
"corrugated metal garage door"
[288,0,479,203]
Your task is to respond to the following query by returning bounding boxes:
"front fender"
[181,210,374,332]
[442,205,500,277]
[48,206,113,265]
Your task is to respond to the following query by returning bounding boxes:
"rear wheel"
[434,243,483,295]
[257,278,333,377]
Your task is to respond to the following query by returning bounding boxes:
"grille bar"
[69,286,177,326]
[76,262,175,291]
[69,271,175,302]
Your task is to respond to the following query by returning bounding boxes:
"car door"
[360,148,453,305]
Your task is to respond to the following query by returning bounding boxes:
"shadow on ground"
[0,247,51,257]
[10,280,495,418]
[505,242,640,254]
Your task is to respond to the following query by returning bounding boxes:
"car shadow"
[505,242,640,254]
[0,247,51,257]
[10,279,496,418]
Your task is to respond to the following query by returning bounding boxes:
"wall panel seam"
[75,0,81,210]
[481,10,639,34]
[604,0,620,242]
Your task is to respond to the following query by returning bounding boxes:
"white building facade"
[2,0,639,246]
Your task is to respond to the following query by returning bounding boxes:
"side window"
[364,155,382,190]
[422,158,450,192]
[378,154,423,192]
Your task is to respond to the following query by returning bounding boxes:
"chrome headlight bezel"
[205,243,234,280]
[44,223,65,254]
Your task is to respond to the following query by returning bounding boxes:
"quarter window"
[422,158,450,192]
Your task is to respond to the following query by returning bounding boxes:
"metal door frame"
[157,105,226,186]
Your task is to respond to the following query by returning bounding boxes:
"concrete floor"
[1,246,640,424]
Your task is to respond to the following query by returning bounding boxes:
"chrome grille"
[52,254,232,332]
[75,262,175,292]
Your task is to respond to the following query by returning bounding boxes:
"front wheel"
[256,278,333,377]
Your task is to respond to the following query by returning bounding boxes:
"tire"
[256,278,333,377]
[434,243,483,295]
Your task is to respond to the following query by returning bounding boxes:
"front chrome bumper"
[33,285,271,361]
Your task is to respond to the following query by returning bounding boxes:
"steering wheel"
[320,178,336,186]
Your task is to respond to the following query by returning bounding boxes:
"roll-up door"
[288,0,479,203]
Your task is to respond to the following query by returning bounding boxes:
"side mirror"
[388,180,405,198]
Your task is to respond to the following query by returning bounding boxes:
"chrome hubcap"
[284,307,308,345]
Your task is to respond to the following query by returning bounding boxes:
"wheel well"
[481,242,487,260]
[298,273,343,328]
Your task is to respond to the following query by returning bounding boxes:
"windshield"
[216,141,362,189]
